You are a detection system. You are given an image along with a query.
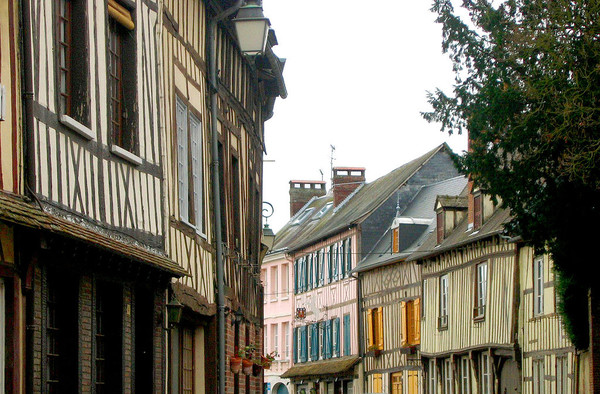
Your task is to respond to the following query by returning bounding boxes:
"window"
[479,354,491,394]
[437,211,444,244]
[533,358,545,394]
[534,256,544,315]
[95,282,123,394]
[319,321,325,359]
[333,317,340,357]
[441,358,453,394]
[391,372,403,394]
[271,267,278,301]
[281,264,289,298]
[439,274,449,329]
[231,155,241,249]
[407,371,419,393]
[313,202,332,219]
[428,359,437,393]
[556,355,569,394]
[107,0,136,153]
[367,307,383,351]
[392,227,400,253]
[473,194,482,230]
[283,323,290,359]
[345,238,352,275]
[272,324,279,357]
[176,96,205,233]
[324,320,332,359]
[318,249,325,286]
[474,262,487,319]
[331,244,339,281]
[291,208,314,225]
[57,0,89,124]
[261,269,267,303]
[459,356,470,394]
[372,373,383,392]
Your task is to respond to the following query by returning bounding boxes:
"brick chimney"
[289,180,327,217]
[332,167,365,207]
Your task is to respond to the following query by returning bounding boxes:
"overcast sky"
[260,0,469,232]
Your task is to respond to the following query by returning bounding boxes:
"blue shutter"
[319,321,325,359]
[325,320,332,359]
[341,241,346,278]
[328,246,333,284]
[310,323,319,361]
[334,317,340,357]
[319,250,325,286]
[293,327,298,362]
[300,257,305,293]
[294,260,298,294]
[301,326,308,362]
[308,254,313,290]
[344,314,351,356]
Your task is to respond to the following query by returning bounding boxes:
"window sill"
[110,145,142,166]
[60,115,95,140]
[179,218,207,240]
[473,316,486,323]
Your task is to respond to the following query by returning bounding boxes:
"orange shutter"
[377,307,384,350]
[367,309,374,348]
[414,298,421,345]
[392,228,399,253]
[400,301,407,347]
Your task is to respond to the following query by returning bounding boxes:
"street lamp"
[165,298,184,329]
[232,1,270,56]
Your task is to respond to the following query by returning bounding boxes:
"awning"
[280,356,360,380]
[0,191,187,277]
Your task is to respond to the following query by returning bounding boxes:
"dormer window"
[313,202,332,220]
[291,208,314,225]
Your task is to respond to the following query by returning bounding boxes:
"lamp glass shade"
[166,299,184,326]
[233,5,270,55]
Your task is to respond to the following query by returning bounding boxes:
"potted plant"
[230,349,242,374]
[252,362,263,377]
[240,344,256,375]
[368,344,382,357]
[259,351,278,370]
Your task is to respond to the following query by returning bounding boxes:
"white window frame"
[272,324,279,357]
[439,274,449,329]
[460,356,470,394]
[534,256,544,316]
[176,96,205,236]
[271,266,278,302]
[284,323,290,360]
[556,355,569,394]
[281,263,289,299]
[479,353,491,394]
[428,359,438,394]
[442,358,453,394]
[474,262,487,319]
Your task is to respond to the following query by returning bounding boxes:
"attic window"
[313,202,332,219]
[292,208,314,225]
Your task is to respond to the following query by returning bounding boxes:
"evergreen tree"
[423,0,600,348]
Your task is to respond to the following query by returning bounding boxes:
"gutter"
[21,0,35,197]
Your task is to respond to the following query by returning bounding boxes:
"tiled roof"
[0,191,187,276]
[280,355,360,379]
[407,206,512,263]
[273,144,450,252]
[353,176,468,273]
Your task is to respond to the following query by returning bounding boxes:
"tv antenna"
[330,145,336,182]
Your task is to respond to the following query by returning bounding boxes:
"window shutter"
[190,114,203,230]
[414,298,421,345]
[437,211,444,244]
[325,320,332,359]
[340,242,346,278]
[300,326,307,362]
[334,317,340,356]
[313,324,319,360]
[107,0,135,30]
[400,302,407,347]
[176,99,189,222]
[294,261,298,294]
[377,307,384,350]
[293,327,298,363]
[343,314,351,356]
[392,228,400,253]
[367,309,374,348]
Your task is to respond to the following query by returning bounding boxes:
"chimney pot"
[332,167,365,207]
[289,180,327,217]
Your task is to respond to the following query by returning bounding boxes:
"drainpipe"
[208,2,242,393]
[21,0,35,196]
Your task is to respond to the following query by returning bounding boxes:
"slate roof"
[273,144,450,253]
[0,191,187,276]
[280,355,360,379]
[436,195,468,209]
[353,176,468,273]
[407,205,512,263]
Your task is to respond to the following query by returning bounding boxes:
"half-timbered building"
[0,1,24,391]
[159,0,286,392]
[279,144,461,393]
[410,184,521,393]
[353,176,467,393]
[517,247,578,393]
[9,0,188,392]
